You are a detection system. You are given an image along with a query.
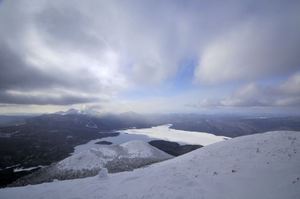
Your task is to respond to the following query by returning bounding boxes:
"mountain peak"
[55,108,81,115]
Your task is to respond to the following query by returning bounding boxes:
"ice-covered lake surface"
[73,133,153,154]
[74,124,228,154]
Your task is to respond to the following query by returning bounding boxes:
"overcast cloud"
[0,0,299,113]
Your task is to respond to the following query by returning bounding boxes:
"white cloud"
[279,73,300,95]
[220,73,300,107]
[0,0,300,113]
[195,7,300,84]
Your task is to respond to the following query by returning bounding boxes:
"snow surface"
[13,166,45,172]
[1,131,299,199]
[9,141,173,186]
[58,140,172,171]
[57,149,107,171]
[119,124,229,145]
[120,140,167,158]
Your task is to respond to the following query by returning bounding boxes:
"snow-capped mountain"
[1,131,299,199]
[85,121,98,129]
[55,108,82,115]
[55,108,102,116]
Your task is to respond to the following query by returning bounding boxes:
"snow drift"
[1,131,299,199]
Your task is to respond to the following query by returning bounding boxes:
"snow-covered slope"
[9,141,172,186]
[120,140,172,158]
[58,140,172,171]
[1,131,299,199]
[119,124,229,145]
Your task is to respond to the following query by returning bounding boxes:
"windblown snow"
[1,131,299,198]
[119,124,229,146]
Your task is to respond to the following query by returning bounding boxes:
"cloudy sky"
[0,0,300,114]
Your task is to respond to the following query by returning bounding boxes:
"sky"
[0,0,300,115]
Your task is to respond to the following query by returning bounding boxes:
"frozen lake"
[73,124,229,154]
[73,133,154,154]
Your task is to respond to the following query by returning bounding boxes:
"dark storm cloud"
[0,91,98,105]
[0,1,126,106]
[0,34,116,105]
[0,43,106,105]
[0,43,57,90]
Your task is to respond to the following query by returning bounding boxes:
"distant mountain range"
[50,109,300,137]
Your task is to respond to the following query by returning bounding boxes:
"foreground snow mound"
[10,141,172,186]
[1,131,299,199]
[120,124,229,145]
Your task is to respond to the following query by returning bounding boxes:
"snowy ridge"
[119,124,229,146]
[1,131,299,199]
